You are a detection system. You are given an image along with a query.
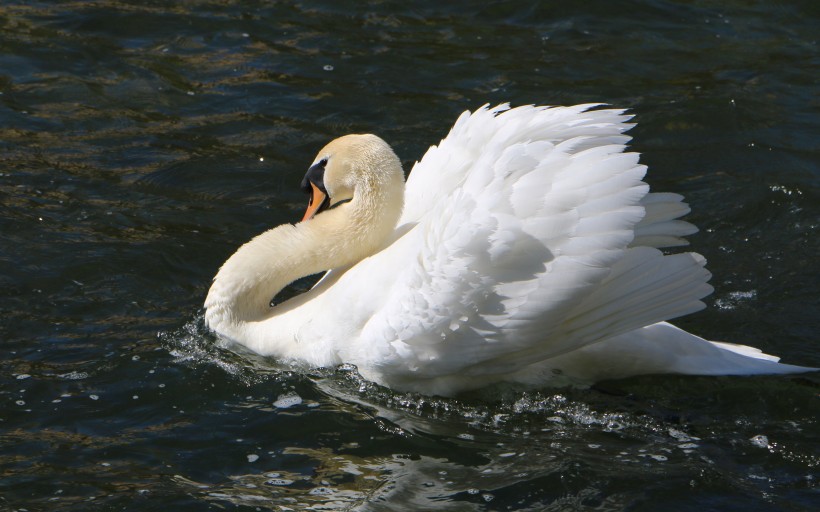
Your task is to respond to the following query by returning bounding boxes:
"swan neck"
[204,188,402,335]
[204,139,404,339]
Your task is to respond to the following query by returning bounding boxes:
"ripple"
[2,0,819,510]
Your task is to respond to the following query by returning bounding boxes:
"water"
[1,1,818,510]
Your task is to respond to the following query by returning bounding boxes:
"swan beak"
[301,182,330,222]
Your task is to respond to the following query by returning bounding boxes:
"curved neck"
[204,178,403,337]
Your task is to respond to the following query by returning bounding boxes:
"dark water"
[2,1,819,510]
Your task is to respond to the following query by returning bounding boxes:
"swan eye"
[318,157,328,167]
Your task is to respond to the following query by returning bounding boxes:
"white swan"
[205,104,814,396]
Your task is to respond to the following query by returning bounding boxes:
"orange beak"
[301,181,329,222]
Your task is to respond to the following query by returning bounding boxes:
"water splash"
[158,313,294,386]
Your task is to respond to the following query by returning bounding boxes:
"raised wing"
[399,103,634,225]
[316,105,711,394]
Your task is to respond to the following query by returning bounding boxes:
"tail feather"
[510,322,817,386]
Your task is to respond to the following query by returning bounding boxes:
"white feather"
[205,104,815,396]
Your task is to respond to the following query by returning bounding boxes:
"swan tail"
[511,322,817,386]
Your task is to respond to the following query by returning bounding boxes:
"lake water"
[1,1,818,510]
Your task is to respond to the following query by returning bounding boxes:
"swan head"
[300,134,404,222]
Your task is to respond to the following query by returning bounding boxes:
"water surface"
[1,1,819,510]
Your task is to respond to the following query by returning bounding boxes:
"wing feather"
[316,105,715,392]
[632,192,698,248]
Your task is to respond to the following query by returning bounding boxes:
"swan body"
[205,104,814,395]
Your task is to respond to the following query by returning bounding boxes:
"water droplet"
[323,64,334,71]
[265,478,293,486]
[247,454,259,463]
[750,434,769,448]
[59,371,89,380]
[273,392,302,409]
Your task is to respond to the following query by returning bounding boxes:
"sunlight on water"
[2,0,818,509]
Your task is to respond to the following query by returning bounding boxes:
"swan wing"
[400,104,632,224]
[307,105,712,394]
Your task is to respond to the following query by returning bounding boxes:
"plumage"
[204,104,814,396]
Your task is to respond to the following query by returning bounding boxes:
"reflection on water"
[1,0,818,510]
